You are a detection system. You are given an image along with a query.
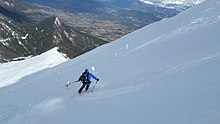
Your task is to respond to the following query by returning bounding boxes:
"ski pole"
[91,80,99,92]
[65,80,79,87]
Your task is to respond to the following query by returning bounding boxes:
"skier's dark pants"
[78,82,90,93]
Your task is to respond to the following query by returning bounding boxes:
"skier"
[77,69,99,93]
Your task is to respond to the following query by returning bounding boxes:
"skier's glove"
[97,78,99,81]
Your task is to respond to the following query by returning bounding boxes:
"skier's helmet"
[85,69,89,73]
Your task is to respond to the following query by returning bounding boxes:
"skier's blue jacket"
[84,69,98,82]
[78,71,98,84]
[87,73,98,81]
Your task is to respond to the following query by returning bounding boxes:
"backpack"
[81,72,89,82]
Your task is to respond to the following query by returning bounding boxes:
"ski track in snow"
[75,83,147,101]
[150,53,220,80]
[128,1,220,54]
[4,97,65,124]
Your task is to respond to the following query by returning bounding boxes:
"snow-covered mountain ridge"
[161,0,204,5]
[140,0,205,10]
[140,0,204,5]
[0,47,68,88]
[0,0,220,124]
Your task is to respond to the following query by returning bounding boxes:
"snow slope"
[0,47,68,88]
[1,0,220,124]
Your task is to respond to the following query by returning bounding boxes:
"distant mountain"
[0,5,32,23]
[22,0,179,16]
[161,0,204,5]
[0,0,181,62]
[33,16,107,59]
[19,0,180,41]
[22,0,105,13]
[103,0,179,16]
[139,0,205,11]
[0,8,107,63]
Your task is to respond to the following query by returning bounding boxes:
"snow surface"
[21,33,29,40]
[140,0,155,5]
[1,0,220,124]
[0,47,68,88]
[54,17,61,27]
